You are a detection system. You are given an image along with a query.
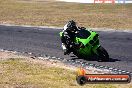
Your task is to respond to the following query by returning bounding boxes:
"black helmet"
[66,20,77,32]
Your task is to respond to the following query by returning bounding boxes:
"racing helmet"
[66,20,77,32]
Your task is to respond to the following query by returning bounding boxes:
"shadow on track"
[108,58,121,62]
[70,55,120,62]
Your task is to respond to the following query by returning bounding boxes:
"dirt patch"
[0,50,131,88]
[0,50,114,74]
[0,50,78,71]
[0,51,27,60]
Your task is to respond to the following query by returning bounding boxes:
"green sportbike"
[59,28,109,61]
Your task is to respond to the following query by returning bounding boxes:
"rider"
[61,20,80,55]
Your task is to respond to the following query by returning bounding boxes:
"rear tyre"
[97,46,109,61]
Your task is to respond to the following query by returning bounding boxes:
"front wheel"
[97,46,109,61]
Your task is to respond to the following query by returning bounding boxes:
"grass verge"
[0,57,131,88]
[0,0,132,29]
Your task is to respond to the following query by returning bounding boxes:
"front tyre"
[97,46,109,61]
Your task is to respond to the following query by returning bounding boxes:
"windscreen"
[76,29,91,39]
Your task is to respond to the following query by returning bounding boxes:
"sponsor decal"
[76,67,131,85]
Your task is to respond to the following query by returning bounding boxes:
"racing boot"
[62,43,70,55]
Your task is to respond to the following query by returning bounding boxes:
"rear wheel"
[97,46,109,61]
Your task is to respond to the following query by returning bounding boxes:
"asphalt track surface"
[0,25,132,73]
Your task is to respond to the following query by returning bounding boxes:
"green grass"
[0,58,132,88]
[0,0,132,29]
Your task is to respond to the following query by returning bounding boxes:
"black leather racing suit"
[61,28,79,54]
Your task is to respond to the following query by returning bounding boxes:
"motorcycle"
[59,28,109,61]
